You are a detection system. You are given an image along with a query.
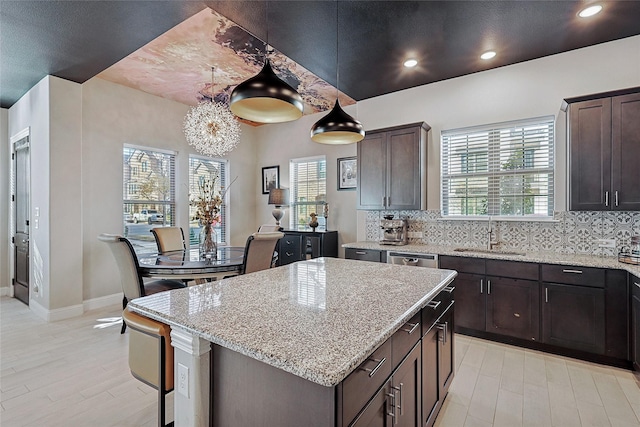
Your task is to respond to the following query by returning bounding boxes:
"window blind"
[123,145,176,252]
[189,155,228,246]
[441,116,554,217]
[290,156,327,230]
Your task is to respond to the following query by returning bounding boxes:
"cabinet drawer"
[486,259,539,280]
[391,312,421,369]
[541,264,605,287]
[345,248,384,262]
[279,235,302,265]
[632,275,640,298]
[342,338,392,426]
[439,255,485,274]
[422,287,454,336]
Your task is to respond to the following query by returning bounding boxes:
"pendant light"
[184,67,241,157]
[229,2,303,123]
[310,1,364,144]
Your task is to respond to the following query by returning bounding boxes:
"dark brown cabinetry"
[568,90,640,211]
[345,248,386,263]
[277,230,338,266]
[440,256,540,341]
[357,122,429,210]
[541,264,606,354]
[632,275,640,371]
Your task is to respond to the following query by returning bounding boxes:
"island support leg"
[170,327,211,427]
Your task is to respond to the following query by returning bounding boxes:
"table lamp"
[268,188,289,226]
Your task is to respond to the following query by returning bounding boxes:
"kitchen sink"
[453,248,526,256]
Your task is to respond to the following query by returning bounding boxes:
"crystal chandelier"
[184,67,241,157]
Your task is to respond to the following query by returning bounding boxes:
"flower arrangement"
[191,175,237,226]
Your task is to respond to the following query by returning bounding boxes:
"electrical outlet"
[596,238,616,248]
[178,363,189,398]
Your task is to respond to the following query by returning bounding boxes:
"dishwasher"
[387,251,438,268]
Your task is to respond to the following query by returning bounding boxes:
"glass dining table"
[137,246,245,281]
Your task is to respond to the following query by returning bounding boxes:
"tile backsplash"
[365,210,640,257]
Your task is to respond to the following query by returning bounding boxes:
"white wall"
[0,108,8,292]
[82,77,259,302]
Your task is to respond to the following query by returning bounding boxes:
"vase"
[199,222,217,260]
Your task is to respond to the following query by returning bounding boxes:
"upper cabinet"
[357,122,430,210]
[568,89,640,211]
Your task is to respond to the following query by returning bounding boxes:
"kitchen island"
[128,257,457,427]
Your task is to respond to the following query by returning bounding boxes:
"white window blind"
[189,155,229,247]
[123,145,176,252]
[441,116,554,217]
[289,156,327,230]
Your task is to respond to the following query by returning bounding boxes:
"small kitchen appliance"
[379,215,408,246]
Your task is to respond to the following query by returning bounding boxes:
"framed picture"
[337,156,357,190]
[262,165,280,194]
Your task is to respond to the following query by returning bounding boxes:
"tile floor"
[1,296,639,426]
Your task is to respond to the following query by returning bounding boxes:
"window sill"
[438,216,559,223]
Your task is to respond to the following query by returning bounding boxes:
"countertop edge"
[343,241,640,276]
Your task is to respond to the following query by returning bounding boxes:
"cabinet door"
[437,307,455,397]
[452,272,485,331]
[569,98,612,211]
[612,92,640,210]
[278,234,303,265]
[421,326,440,427]
[391,343,421,427]
[350,380,392,427]
[345,248,384,262]
[357,132,387,209]
[386,126,423,210]
[632,295,640,371]
[486,276,540,341]
[542,283,605,354]
[605,269,628,360]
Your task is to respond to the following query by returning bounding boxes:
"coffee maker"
[379,215,408,245]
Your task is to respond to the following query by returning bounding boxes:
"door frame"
[9,127,30,301]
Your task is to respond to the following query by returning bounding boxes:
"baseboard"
[29,299,84,322]
[83,292,123,312]
[0,286,10,297]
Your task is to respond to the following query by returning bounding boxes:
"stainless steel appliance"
[387,251,438,268]
[379,215,408,246]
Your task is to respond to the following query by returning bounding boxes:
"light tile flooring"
[436,335,640,427]
[1,296,639,426]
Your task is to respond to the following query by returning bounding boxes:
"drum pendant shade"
[310,99,365,144]
[230,58,304,123]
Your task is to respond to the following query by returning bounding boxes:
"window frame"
[440,116,555,219]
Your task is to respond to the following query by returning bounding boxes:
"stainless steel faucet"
[487,216,498,250]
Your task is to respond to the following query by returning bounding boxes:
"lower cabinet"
[632,275,640,371]
[451,272,485,331]
[345,248,386,262]
[486,276,540,341]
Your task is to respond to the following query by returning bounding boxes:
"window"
[189,155,229,247]
[441,116,554,217]
[290,156,327,230]
[123,146,175,253]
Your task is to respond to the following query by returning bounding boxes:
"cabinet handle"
[402,322,420,335]
[615,190,619,207]
[394,383,404,417]
[635,282,640,289]
[562,269,583,274]
[545,287,549,303]
[360,357,386,377]
[285,252,294,257]
[286,240,293,245]
[605,191,609,207]
[355,251,367,255]
[480,279,483,294]
[443,286,455,293]
[426,300,441,310]
[386,387,397,422]
[382,196,386,207]
[436,322,447,344]
[487,280,491,295]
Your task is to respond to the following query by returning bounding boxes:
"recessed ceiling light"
[480,51,496,60]
[403,59,418,68]
[578,4,602,18]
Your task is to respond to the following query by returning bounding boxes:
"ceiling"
[2,1,640,111]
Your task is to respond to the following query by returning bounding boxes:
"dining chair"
[151,226,186,253]
[98,233,187,333]
[122,309,174,427]
[257,224,283,232]
[224,232,284,278]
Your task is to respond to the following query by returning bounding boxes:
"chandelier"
[184,67,241,157]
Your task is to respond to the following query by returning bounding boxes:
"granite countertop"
[343,241,640,276]
[128,257,457,387]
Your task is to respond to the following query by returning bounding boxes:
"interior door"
[13,136,30,305]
